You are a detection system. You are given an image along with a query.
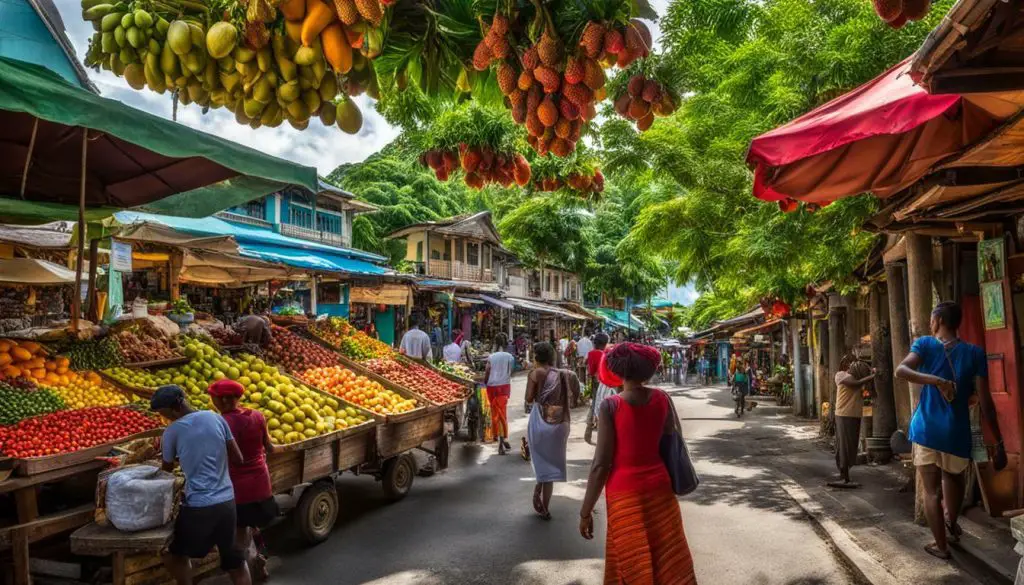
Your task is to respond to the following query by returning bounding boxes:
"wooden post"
[790,318,805,416]
[816,319,829,417]
[310,275,318,315]
[870,282,896,463]
[885,261,912,430]
[70,129,88,333]
[906,233,934,525]
[168,249,183,301]
[906,233,934,413]
[827,295,847,429]
[85,238,100,322]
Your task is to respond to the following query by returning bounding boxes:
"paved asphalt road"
[264,377,862,585]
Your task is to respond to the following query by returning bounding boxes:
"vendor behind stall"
[208,380,278,581]
[151,386,251,585]
[400,314,432,361]
[234,314,272,348]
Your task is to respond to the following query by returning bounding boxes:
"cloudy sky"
[54,0,670,175]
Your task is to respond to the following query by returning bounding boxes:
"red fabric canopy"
[746,57,1000,204]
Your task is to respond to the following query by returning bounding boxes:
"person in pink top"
[579,343,697,585]
[208,380,278,581]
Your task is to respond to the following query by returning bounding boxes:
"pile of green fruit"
[63,337,125,371]
[0,382,66,425]
[105,338,367,444]
[80,0,368,133]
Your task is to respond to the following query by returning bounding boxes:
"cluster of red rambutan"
[613,74,678,131]
[420,145,532,189]
[533,169,605,194]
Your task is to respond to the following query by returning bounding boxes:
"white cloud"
[55,0,399,175]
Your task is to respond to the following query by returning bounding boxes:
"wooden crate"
[71,522,219,585]
[375,410,444,459]
[9,427,164,477]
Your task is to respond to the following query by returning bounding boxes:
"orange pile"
[0,340,72,385]
[300,366,418,415]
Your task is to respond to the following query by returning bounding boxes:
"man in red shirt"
[584,333,610,444]
[208,380,278,581]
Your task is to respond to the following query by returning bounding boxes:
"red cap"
[208,379,244,398]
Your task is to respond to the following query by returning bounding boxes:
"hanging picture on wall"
[978,238,1005,282]
[982,281,1007,330]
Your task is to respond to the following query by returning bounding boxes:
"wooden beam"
[70,128,88,331]
[932,67,1024,93]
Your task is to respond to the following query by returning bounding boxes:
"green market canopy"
[0,57,318,217]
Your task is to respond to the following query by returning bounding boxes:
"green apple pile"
[104,338,370,444]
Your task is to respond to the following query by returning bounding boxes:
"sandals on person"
[924,543,951,560]
[533,485,544,514]
[946,520,963,543]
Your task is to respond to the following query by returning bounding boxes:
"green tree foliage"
[597,0,951,328]
[498,196,592,272]
[325,135,482,264]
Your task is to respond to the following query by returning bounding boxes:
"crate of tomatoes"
[357,356,470,408]
[0,406,163,476]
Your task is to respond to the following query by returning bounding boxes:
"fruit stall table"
[70,522,220,585]
[0,422,164,585]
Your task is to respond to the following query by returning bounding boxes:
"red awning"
[746,56,1008,205]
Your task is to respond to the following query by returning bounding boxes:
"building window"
[456,239,464,262]
[546,274,551,292]
[416,241,423,262]
[289,205,314,229]
[467,242,479,266]
[316,212,341,234]
[484,246,492,269]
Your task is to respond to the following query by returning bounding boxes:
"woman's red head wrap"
[604,342,662,382]
[208,379,244,398]
[597,347,623,387]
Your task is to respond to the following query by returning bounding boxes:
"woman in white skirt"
[525,342,571,520]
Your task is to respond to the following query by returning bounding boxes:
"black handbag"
[658,390,700,496]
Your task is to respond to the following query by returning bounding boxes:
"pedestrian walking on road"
[895,301,1007,560]
[399,314,432,361]
[484,333,515,455]
[584,334,618,445]
[525,342,573,519]
[579,343,697,585]
[831,360,875,489]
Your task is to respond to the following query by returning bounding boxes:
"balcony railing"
[422,259,492,281]
[216,211,271,228]
[279,223,350,248]
[542,290,562,301]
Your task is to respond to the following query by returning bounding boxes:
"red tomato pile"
[265,326,340,373]
[360,358,467,405]
[0,407,161,458]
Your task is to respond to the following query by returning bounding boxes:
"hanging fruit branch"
[417,102,530,188]
[607,55,679,131]
[530,150,604,200]
[78,0,659,137]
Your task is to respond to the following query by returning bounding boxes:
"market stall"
[0,258,75,334]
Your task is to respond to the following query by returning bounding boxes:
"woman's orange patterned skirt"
[604,486,697,585]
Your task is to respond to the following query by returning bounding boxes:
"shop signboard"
[111,240,132,272]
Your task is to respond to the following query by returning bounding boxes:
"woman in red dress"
[579,343,697,584]
[208,380,279,581]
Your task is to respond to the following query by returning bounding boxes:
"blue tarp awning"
[114,211,386,262]
[238,243,388,275]
[593,307,646,331]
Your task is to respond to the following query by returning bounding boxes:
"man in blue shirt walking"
[896,301,1006,560]
[152,386,251,585]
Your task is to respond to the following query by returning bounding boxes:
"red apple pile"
[359,357,467,405]
[264,325,340,374]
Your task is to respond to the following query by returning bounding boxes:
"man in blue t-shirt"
[896,301,1006,560]
[152,385,251,585]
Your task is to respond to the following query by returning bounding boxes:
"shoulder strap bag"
[658,389,700,496]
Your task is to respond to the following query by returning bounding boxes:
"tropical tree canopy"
[327,0,951,329]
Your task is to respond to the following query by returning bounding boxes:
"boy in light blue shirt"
[152,385,250,585]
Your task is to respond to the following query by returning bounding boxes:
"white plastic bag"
[105,465,176,532]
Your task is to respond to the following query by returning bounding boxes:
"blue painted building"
[0,0,95,90]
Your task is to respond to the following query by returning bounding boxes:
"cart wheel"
[294,481,338,545]
[382,454,415,501]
